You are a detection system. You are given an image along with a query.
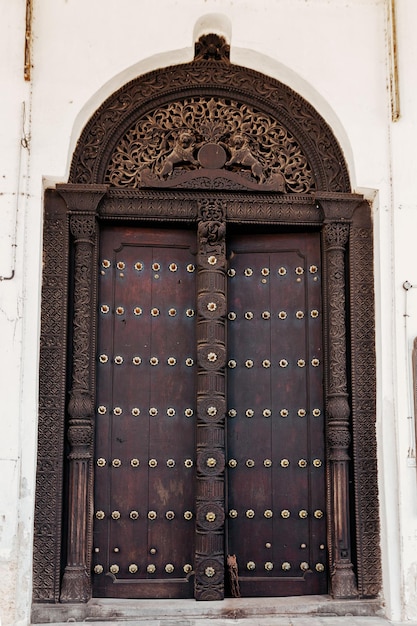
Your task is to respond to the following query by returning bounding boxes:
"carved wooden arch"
[34,35,380,612]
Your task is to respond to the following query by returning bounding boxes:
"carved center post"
[323,217,358,599]
[195,200,227,600]
[57,184,107,603]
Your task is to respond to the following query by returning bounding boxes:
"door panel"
[226,232,327,596]
[93,226,197,598]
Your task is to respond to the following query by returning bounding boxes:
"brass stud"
[229,509,238,518]
[296,310,304,319]
[112,459,121,467]
[265,561,274,571]
[113,407,122,416]
[299,510,308,519]
[205,566,216,577]
[262,311,271,319]
[132,356,142,365]
[228,409,237,417]
[186,309,195,317]
[265,542,272,549]
[100,304,110,314]
[166,511,175,520]
[264,459,272,467]
[166,459,175,467]
[130,458,140,467]
[298,459,307,468]
[97,406,107,414]
[245,311,254,320]
[312,408,321,417]
[110,564,119,574]
[111,511,120,520]
[151,308,160,317]
[147,564,156,573]
[207,301,217,312]
[244,268,253,276]
[309,265,318,273]
[206,457,217,468]
[207,256,217,266]
[114,355,123,364]
[311,358,320,367]
[207,406,217,416]
[278,311,287,320]
[320,544,325,550]
[130,510,139,519]
[148,511,157,520]
[94,564,103,574]
[247,561,256,570]
[129,564,138,573]
[281,509,290,519]
[228,312,237,320]
[167,357,176,366]
[316,563,325,572]
[116,261,125,270]
[96,458,106,467]
[295,266,304,275]
[168,308,177,317]
[184,511,193,520]
[184,459,193,468]
[297,359,306,368]
[279,359,288,368]
[185,358,194,366]
[150,357,159,366]
[99,354,108,364]
[207,352,217,363]
[245,409,254,418]
[169,263,177,272]
[116,306,124,315]
[152,263,160,272]
[133,306,142,316]
[264,509,273,519]
[148,459,157,468]
[298,409,306,417]
[301,543,307,549]
[149,408,158,416]
[246,509,255,518]
[165,563,175,573]
[261,268,270,276]
[95,510,105,520]
[314,510,324,519]
[228,268,236,277]
[263,408,271,417]
[228,459,237,468]
[311,309,319,318]
[131,408,140,416]
[280,409,289,418]
[278,267,287,276]
[186,264,195,272]
[228,359,237,368]
[300,562,310,571]
[184,564,193,573]
[102,259,111,268]
[134,262,143,271]
[262,360,271,369]
[282,562,291,571]
[205,512,216,522]
[313,459,322,468]
[280,459,290,468]
[149,548,156,555]
[184,408,194,417]
[245,359,254,368]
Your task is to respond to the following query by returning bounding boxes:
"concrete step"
[32,619,415,626]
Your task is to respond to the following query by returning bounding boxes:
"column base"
[331,561,358,599]
[60,565,90,603]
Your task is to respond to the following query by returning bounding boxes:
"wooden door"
[226,232,327,596]
[92,225,326,598]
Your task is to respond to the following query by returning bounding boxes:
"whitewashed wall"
[1,0,417,623]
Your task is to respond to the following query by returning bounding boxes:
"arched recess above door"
[33,34,380,617]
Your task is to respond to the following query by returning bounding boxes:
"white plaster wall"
[2,0,414,623]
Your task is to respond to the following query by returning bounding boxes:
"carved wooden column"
[318,197,358,599]
[57,184,107,603]
[195,199,227,601]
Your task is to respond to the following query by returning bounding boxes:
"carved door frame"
[34,35,380,606]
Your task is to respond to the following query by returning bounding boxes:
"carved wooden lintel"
[57,185,107,603]
[195,200,227,600]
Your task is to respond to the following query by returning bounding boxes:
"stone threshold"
[31,596,384,624]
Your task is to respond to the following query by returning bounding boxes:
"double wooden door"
[92,224,326,599]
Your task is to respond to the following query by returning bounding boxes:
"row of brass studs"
[96,458,194,468]
[102,260,196,273]
[227,358,320,369]
[228,458,322,468]
[95,510,194,521]
[97,407,194,417]
[100,305,196,317]
[244,561,324,572]
[228,509,324,519]
[227,408,321,418]
[94,562,193,575]
[98,355,195,367]
[227,310,319,320]
[227,266,318,277]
